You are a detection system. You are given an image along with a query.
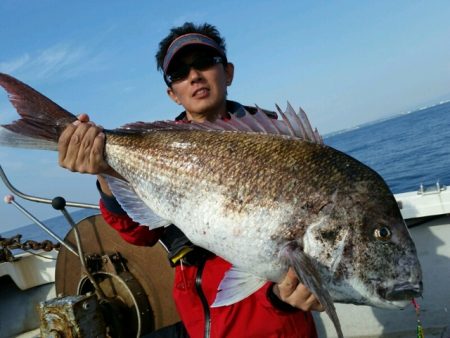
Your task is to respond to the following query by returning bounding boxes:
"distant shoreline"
[324,100,450,139]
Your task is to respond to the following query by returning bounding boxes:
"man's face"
[166,48,234,121]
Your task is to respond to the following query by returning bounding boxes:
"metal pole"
[3,195,79,256]
[0,165,99,210]
[54,197,106,300]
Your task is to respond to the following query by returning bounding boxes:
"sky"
[0,0,449,232]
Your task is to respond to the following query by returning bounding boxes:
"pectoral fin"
[104,175,172,229]
[280,241,343,338]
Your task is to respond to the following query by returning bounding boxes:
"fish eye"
[374,226,392,241]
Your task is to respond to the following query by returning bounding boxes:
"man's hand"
[58,114,110,174]
[273,268,325,312]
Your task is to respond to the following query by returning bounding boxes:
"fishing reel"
[49,201,179,338]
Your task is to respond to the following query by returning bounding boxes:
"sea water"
[325,101,450,193]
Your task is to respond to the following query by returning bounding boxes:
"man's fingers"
[65,123,90,168]
[273,268,326,312]
[77,113,90,123]
[277,269,299,296]
[272,268,326,312]
[290,283,312,303]
[90,132,108,171]
[58,116,107,174]
[75,124,103,172]
[311,301,325,312]
[286,268,297,279]
[58,123,77,165]
[291,285,325,312]
[63,123,95,171]
[306,293,325,312]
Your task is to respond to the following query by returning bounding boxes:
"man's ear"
[167,87,181,105]
[225,63,234,86]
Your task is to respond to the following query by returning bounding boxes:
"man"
[59,22,322,337]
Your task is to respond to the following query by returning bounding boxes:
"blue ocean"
[3,100,450,241]
[324,100,450,194]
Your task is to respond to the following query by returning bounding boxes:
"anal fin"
[211,266,266,307]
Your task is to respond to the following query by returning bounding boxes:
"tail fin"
[0,73,77,150]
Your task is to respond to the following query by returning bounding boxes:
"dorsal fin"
[118,103,323,144]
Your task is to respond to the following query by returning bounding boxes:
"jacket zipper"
[195,260,211,338]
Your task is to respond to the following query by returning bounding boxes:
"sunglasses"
[164,55,224,86]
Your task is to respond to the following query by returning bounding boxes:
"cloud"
[0,54,31,73]
[0,43,108,82]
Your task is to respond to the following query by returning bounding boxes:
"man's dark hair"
[155,22,226,72]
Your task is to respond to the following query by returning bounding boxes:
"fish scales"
[103,128,399,280]
[103,126,421,313]
[0,72,423,338]
[105,129,329,219]
[104,130,327,275]
[105,128,378,204]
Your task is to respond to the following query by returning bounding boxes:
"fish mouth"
[378,281,423,302]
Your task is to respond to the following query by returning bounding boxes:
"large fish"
[0,73,422,338]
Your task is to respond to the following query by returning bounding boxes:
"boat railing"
[0,165,99,209]
[417,181,447,195]
[0,164,100,257]
[0,164,106,298]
